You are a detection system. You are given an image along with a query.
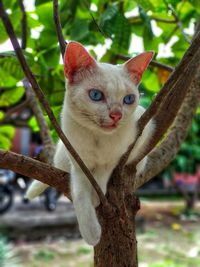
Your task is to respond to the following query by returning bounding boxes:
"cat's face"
[64,42,153,134]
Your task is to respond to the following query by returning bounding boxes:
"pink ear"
[124,52,154,85]
[64,41,96,83]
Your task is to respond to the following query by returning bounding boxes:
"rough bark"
[0,149,70,198]
[94,167,139,267]
[24,79,55,164]
[136,58,200,189]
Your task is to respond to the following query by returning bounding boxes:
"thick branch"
[0,149,70,198]
[53,0,66,59]
[131,44,200,167]
[118,31,200,168]
[0,0,107,206]
[135,66,200,189]
[23,79,55,164]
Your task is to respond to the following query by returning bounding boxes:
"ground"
[2,198,200,267]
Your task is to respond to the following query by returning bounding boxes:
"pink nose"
[109,111,122,123]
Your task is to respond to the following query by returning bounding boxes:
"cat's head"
[64,41,153,134]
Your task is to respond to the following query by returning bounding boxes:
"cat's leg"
[71,165,101,246]
[90,167,112,208]
[25,180,49,199]
[25,140,70,199]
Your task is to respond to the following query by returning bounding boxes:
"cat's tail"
[25,181,49,199]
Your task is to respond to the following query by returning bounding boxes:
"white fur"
[25,181,48,199]
[26,61,154,245]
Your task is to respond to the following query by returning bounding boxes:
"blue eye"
[89,89,104,101]
[123,94,135,105]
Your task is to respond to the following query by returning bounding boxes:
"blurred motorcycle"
[0,169,14,214]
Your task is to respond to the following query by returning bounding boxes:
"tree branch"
[119,30,200,168]
[165,1,191,44]
[23,78,55,164]
[135,65,200,189]
[3,99,29,116]
[0,0,107,206]
[128,15,177,24]
[53,0,66,59]
[18,0,27,49]
[131,43,200,167]
[0,149,71,198]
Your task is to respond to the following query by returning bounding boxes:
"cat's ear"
[64,41,96,83]
[124,52,154,85]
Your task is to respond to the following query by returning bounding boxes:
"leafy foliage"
[0,0,199,173]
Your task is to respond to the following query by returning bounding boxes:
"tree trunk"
[94,168,140,267]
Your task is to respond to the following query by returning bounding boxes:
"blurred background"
[0,0,200,266]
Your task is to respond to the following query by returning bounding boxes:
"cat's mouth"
[100,122,118,131]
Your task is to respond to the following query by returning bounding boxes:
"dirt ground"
[9,200,200,267]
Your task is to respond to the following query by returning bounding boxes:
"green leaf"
[171,36,189,59]
[0,56,24,80]
[190,0,200,13]
[0,111,4,121]
[70,19,90,41]
[135,0,154,10]
[0,9,21,44]
[0,125,15,139]
[0,86,24,107]
[99,4,118,28]
[177,1,196,21]
[28,116,40,132]
[27,12,42,28]
[35,0,51,6]
[36,2,54,30]
[0,69,18,87]
[0,134,12,150]
[0,125,15,150]
[142,69,160,93]
[111,13,131,53]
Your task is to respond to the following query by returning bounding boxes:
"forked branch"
[119,30,200,168]
[135,65,200,189]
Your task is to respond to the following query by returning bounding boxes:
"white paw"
[80,221,101,246]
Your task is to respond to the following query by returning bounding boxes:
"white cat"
[26,41,154,246]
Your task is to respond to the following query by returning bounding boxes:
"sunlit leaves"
[0,111,5,121]
[0,56,24,80]
[0,0,199,172]
[111,13,131,53]
[99,3,131,53]
[0,87,24,107]
[70,19,90,41]
[142,69,160,93]
[0,125,15,150]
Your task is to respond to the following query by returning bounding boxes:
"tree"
[0,0,200,266]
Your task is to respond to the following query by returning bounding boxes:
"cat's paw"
[80,221,101,246]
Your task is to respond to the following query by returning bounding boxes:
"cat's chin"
[99,123,119,133]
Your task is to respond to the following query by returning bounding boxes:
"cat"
[26,41,154,246]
